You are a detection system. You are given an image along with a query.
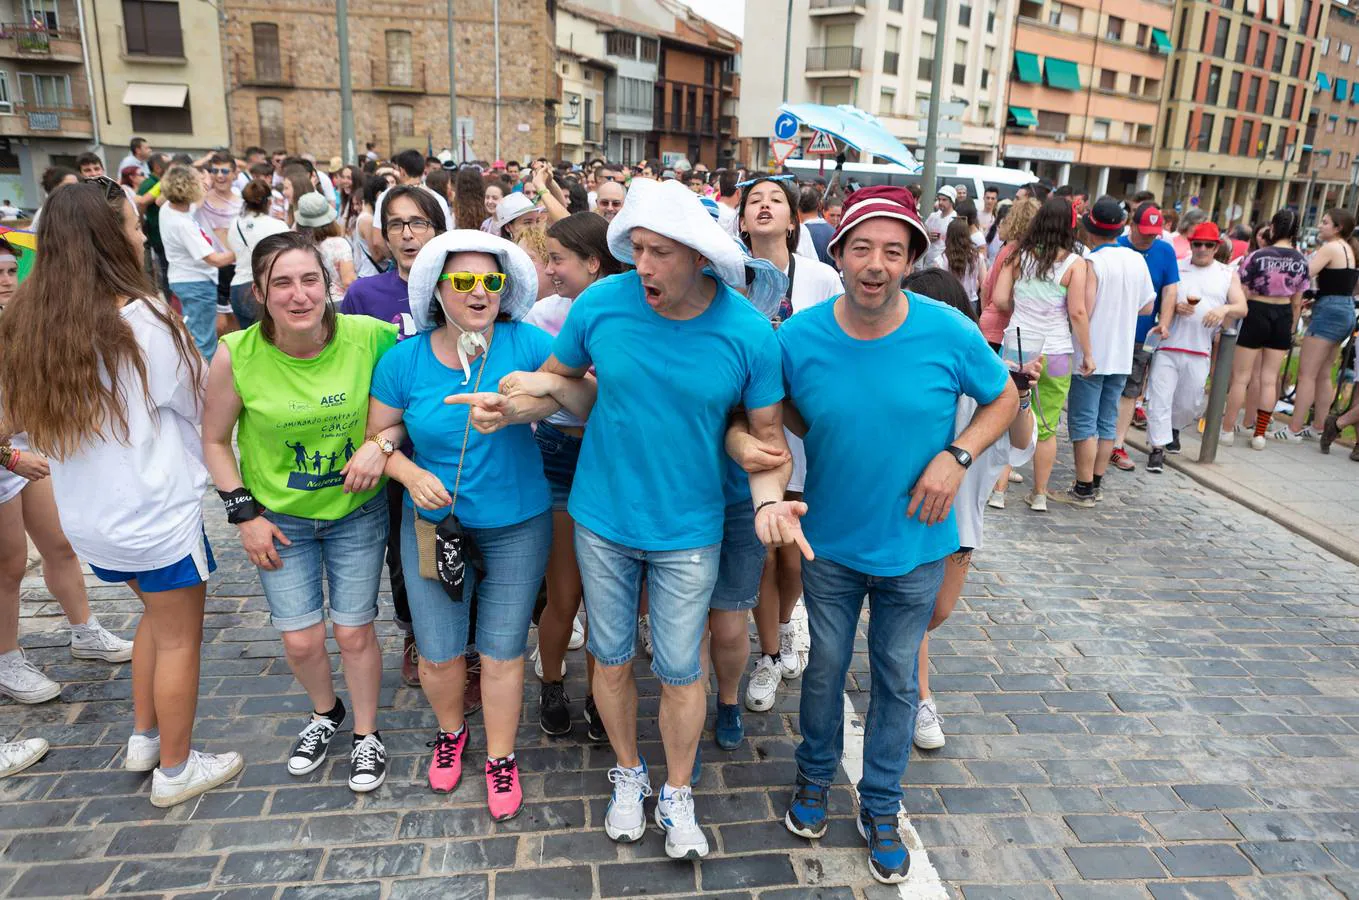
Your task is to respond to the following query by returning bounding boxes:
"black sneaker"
[584,695,608,743]
[287,707,345,775]
[1166,430,1182,454]
[540,681,572,736]
[1147,448,1165,473]
[348,734,387,793]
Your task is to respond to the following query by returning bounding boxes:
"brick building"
[222,0,555,164]
[649,8,740,168]
[1296,0,1359,226]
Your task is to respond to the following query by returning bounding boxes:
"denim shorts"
[229,281,257,330]
[400,505,551,663]
[170,279,219,362]
[534,422,582,512]
[1068,372,1129,442]
[575,523,720,686]
[257,494,389,632]
[1307,294,1358,343]
[1123,347,1153,398]
[709,502,765,612]
[91,530,216,593]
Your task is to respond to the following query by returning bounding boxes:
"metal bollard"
[1199,327,1239,464]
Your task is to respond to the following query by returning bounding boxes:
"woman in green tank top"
[202,232,401,795]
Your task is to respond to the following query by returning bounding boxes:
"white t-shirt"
[1079,244,1155,375]
[783,256,842,493]
[523,294,585,429]
[227,212,290,287]
[1165,261,1232,357]
[319,235,354,303]
[922,209,956,268]
[48,299,209,570]
[374,185,454,231]
[953,395,1035,552]
[160,205,218,284]
[351,213,380,279]
[0,203,21,220]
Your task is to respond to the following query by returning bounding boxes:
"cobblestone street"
[2,455,1358,899]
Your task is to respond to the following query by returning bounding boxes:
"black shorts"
[1123,348,1153,399]
[1237,300,1293,351]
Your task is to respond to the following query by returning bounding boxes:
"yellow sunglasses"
[440,271,506,293]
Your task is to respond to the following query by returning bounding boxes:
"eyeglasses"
[208,166,233,176]
[384,217,434,236]
[440,271,506,293]
[81,175,123,202]
[1190,240,1219,249]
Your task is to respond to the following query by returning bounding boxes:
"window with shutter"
[386,31,412,87]
[258,97,284,148]
[388,103,414,149]
[122,0,183,57]
[252,23,281,82]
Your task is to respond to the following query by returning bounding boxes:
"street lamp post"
[337,0,354,163]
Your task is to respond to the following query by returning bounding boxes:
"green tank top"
[222,314,398,520]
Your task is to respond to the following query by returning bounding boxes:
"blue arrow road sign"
[773,112,798,141]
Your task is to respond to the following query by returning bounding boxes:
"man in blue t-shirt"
[451,179,808,862]
[1113,202,1180,469]
[773,185,1016,885]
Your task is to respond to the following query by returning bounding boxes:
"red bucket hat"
[827,185,930,262]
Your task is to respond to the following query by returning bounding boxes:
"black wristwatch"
[944,445,973,469]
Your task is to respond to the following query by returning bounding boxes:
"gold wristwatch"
[368,434,395,456]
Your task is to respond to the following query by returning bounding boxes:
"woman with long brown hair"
[0,180,243,807]
[454,166,487,231]
[939,217,988,316]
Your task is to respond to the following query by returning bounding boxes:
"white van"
[784,159,1034,201]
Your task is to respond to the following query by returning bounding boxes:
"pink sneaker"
[427,728,466,793]
[486,756,523,821]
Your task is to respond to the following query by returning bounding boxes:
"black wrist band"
[755,499,779,515]
[218,488,264,524]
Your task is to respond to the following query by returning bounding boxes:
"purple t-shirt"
[339,270,417,340]
[1239,247,1309,299]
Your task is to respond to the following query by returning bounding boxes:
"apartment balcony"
[0,102,93,139]
[0,23,82,63]
[809,0,867,15]
[721,69,735,92]
[371,59,424,93]
[805,45,861,76]
[720,114,735,134]
[235,53,295,88]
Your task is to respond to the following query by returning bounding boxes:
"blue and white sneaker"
[784,781,829,838]
[858,810,910,884]
[604,761,652,843]
[655,784,709,859]
[714,702,744,750]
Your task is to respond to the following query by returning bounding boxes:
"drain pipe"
[74,0,102,156]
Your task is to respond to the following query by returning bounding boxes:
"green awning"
[1151,28,1172,54]
[1008,106,1039,127]
[1044,57,1081,91]
[1014,51,1041,84]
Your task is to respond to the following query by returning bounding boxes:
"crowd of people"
[0,134,1353,884]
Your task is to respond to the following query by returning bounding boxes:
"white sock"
[660,782,685,800]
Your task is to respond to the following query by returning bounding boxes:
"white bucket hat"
[606,178,746,289]
[492,192,538,232]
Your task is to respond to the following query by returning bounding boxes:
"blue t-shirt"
[779,293,1009,576]
[370,323,553,528]
[554,270,784,550]
[1118,235,1180,344]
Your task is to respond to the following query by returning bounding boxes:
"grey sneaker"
[151,750,244,808]
[0,737,48,778]
[0,650,61,704]
[1049,487,1096,509]
[70,617,134,663]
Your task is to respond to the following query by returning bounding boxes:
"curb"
[1125,433,1359,568]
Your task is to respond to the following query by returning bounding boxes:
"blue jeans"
[1068,372,1128,441]
[534,422,582,512]
[229,281,257,329]
[709,502,764,612]
[257,494,389,632]
[400,506,551,663]
[574,523,720,686]
[794,555,945,818]
[171,279,219,361]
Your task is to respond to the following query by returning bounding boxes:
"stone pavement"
[1125,423,1359,567]
[2,455,1359,899]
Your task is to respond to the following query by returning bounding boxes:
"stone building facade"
[221,0,555,164]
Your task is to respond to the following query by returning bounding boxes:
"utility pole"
[781,0,793,103]
[921,0,950,192]
[448,0,458,162]
[337,0,355,164]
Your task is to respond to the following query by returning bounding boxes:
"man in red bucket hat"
[771,184,1018,883]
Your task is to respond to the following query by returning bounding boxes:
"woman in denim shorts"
[204,232,399,795]
[521,213,623,740]
[1275,209,1359,444]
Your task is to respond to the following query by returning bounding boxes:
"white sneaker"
[1008,471,1024,484]
[777,623,804,679]
[655,785,710,859]
[913,698,945,750]
[986,490,1006,510]
[604,763,652,842]
[638,614,654,658]
[568,614,586,651]
[531,642,566,680]
[69,617,133,663]
[150,749,244,808]
[1270,426,1303,443]
[1250,435,1267,450]
[0,650,61,704]
[1298,425,1318,440]
[0,737,48,777]
[745,655,781,712]
[1219,430,1235,446]
[125,733,161,772]
[1026,492,1048,513]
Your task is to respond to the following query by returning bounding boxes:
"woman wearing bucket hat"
[364,229,594,822]
[203,231,399,795]
[294,192,356,303]
[491,192,544,241]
